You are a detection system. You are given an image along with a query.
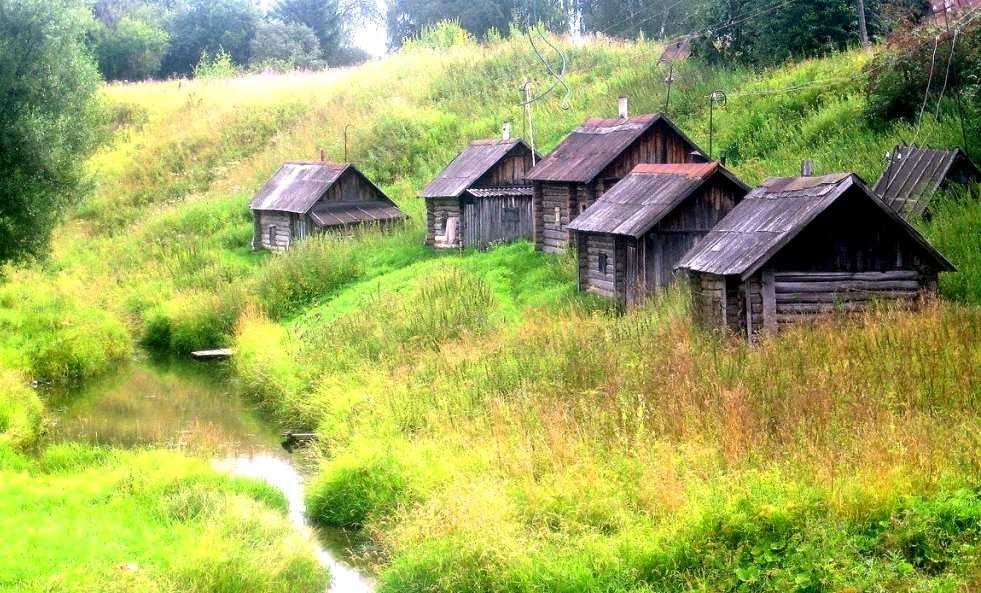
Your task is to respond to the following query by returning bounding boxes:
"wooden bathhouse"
[526,98,706,253]
[250,161,406,251]
[874,145,979,219]
[567,162,749,305]
[421,126,539,249]
[677,173,954,338]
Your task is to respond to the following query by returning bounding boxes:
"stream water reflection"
[50,358,373,593]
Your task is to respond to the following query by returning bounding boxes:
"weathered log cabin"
[567,162,749,305]
[250,161,406,251]
[421,125,539,249]
[874,145,979,219]
[526,98,706,253]
[677,173,955,338]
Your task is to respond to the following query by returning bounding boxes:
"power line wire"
[912,34,941,144]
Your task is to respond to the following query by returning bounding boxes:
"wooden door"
[625,243,639,305]
[463,202,477,247]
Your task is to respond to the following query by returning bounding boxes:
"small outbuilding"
[567,162,749,305]
[250,161,406,251]
[421,127,539,249]
[677,173,955,338]
[526,99,706,254]
[874,145,979,219]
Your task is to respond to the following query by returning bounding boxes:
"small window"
[598,253,609,274]
[268,225,276,247]
[554,206,561,224]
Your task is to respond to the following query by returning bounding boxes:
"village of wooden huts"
[250,161,406,251]
[421,123,540,249]
[250,96,967,339]
[873,145,980,220]
[525,98,707,253]
[676,172,955,338]
[567,162,749,304]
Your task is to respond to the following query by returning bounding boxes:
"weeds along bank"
[246,277,981,591]
[0,443,328,593]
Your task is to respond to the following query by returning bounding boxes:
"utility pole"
[857,0,870,47]
[663,62,675,114]
[523,81,537,166]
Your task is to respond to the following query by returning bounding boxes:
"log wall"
[577,233,618,298]
[426,197,463,248]
[690,269,938,338]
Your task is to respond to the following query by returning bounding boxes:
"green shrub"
[306,446,412,528]
[0,368,44,451]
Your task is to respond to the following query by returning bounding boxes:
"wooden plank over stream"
[191,349,234,361]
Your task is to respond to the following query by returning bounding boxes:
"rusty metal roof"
[677,173,954,279]
[526,113,703,184]
[421,139,535,198]
[309,200,407,228]
[873,145,980,218]
[567,162,748,238]
[250,162,350,213]
[466,187,533,198]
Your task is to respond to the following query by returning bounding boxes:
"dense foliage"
[0,0,102,263]
[866,17,980,142]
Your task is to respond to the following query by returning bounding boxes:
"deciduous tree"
[0,0,102,262]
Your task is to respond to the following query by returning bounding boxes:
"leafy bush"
[866,19,981,140]
[193,48,240,80]
[306,445,412,528]
[0,368,44,451]
[402,20,475,50]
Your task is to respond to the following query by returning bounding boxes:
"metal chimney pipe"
[801,160,814,177]
[502,121,511,141]
[618,96,629,119]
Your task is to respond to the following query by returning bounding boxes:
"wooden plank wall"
[323,170,381,203]
[463,196,534,247]
[595,121,696,181]
[476,152,534,187]
[426,197,462,247]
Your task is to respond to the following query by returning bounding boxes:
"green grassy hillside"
[1,32,980,592]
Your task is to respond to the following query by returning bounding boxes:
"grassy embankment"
[0,443,328,593]
[0,32,979,592]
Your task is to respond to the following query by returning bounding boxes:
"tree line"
[90,0,377,81]
[85,0,936,81]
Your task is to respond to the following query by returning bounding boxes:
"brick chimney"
[502,121,511,141]
[619,96,629,119]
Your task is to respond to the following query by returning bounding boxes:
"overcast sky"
[352,14,388,57]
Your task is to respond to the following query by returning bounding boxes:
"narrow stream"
[48,358,373,593]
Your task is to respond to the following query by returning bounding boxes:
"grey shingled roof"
[567,162,748,238]
[309,201,406,228]
[250,162,350,213]
[873,145,980,218]
[526,113,704,184]
[677,173,954,279]
[421,139,535,199]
